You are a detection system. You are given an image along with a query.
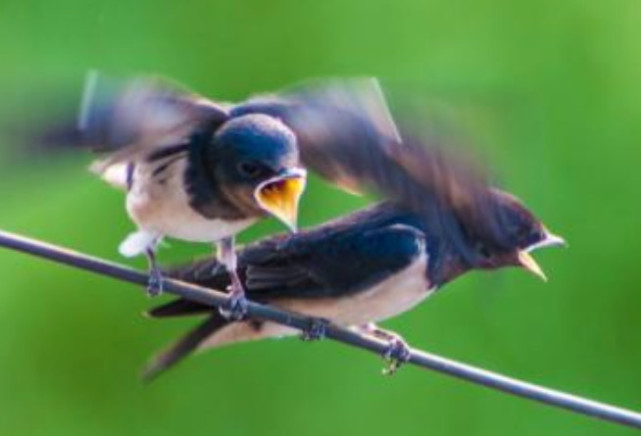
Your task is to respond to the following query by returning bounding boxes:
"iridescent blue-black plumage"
[145,202,430,378]
[143,193,563,379]
[165,203,427,302]
[26,73,565,378]
[155,193,558,314]
[183,113,301,221]
[233,87,540,269]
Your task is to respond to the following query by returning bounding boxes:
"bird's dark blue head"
[490,190,552,249]
[429,190,565,286]
[207,114,306,230]
[463,190,565,280]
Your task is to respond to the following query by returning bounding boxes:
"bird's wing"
[233,79,512,264]
[44,72,229,172]
[231,77,399,194]
[144,215,423,378]
[243,218,424,299]
[150,206,424,316]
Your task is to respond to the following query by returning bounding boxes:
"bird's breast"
[125,159,256,242]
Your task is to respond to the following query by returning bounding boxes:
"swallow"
[142,130,565,380]
[38,73,401,318]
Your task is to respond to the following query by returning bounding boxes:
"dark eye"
[237,161,262,178]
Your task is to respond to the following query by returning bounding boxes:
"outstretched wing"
[42,71,229,171]
[231,78,400,194]
[232,79,513,264]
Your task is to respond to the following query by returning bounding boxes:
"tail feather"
[142,313,230,382]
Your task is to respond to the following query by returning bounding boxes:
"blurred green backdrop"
[0,1,640,435]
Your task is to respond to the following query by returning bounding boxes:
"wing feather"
[41,72,229,173]
[233,79,513,264]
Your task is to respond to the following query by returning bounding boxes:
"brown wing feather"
[233,79,513,264]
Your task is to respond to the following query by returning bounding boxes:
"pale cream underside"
[199,252,432,351]
[99,160,256,257]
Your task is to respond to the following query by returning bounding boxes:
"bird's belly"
[148,211,255,243]
[276,253,432,327]
[129,194,255,242]
[201,255,432,349]
[126,163,256,243]
[199,255,433,351]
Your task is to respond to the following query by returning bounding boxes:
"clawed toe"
[301,318,330,341]
[359,324,412,375]
[382,337,411,376]
[219,292,249,321]
[145,245,164,297]
[146,268,164,297]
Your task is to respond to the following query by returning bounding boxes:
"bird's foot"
[145,246,163,297]
[219,288,249,321]
[146,267,164,297]
[301,318,330,341]
[382,335,412,376]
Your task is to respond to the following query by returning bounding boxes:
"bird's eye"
[237,161,262,178]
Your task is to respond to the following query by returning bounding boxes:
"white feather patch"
[92,161,129,190]
[118,231,160,257]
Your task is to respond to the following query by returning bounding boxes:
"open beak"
[526,229,567,253]
[518,251,547,282]
[255,168,307,232]
[518,228,566,281]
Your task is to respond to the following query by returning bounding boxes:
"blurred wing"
[46,71,229,171]
[233,78,512,263]
[232,77,400,194]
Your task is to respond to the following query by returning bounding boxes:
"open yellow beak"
[255,169,307,232]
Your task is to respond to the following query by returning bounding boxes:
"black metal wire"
[1,228,640,430]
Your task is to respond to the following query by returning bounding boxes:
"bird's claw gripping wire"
[219,287,249,321]
[301,318,331,341]
[145,249,164,297]
[382,336,412,375]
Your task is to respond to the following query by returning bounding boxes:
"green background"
[0,1,639,435]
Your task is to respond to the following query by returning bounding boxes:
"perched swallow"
[39,73,401,317]
[142,131,565,379]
